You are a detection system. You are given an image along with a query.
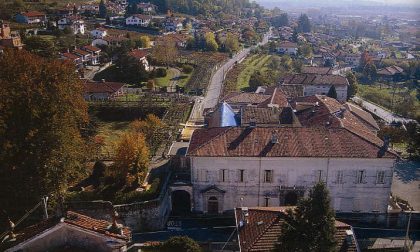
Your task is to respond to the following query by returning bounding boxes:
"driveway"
[391,160,420,210]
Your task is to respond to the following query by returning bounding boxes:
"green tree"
[24,36,57,58]
[275,183,337,252]
[115,53,149,84]
[225,32,240,53]
[299,43,312,58]
[99,0,107,18]
[205,32,218,51]
[0,49,88,217]
[160,236,201,252]
[249,71,267,91]
[327,85,338,99]
[291,28,299,43]
[297,14,311,33]
[363,63,377,83]
[346,72,358,99]
[271,13,289,27]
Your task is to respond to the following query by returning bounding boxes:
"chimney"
[377,136,390,158]
[271,131,279,144]
[249,117,256,128]
[345,229,354,245]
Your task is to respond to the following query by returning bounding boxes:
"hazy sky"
[257,0,419,5]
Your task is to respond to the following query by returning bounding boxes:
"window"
[376,171,385,184]
[264,170,273,183]
[336,171,344,184]
[264,197,270,207]
[356,170,365,184]
[239,169,245,183]
[219,169,227,182]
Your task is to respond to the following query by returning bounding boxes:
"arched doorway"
[171,190,191,216]
[284,191,298,206]
[207,196,219,214]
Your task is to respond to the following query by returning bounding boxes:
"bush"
[182,64,194,74]
[160,236,201,252]
[155,68,167,78]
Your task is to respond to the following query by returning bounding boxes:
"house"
[15,11,46,24]
[61,52,83,68]
[57,16,85,35]
[281,74,349,101]
[81,45,101,65]
[240,106,300,127]
[125,14,152,27]
[377,65,404,82]
[234,207,359,252]
[90,27,108,39]
[73,48,91,64]
[137,2,157,14]
[164,17,184,32]
[156,33,189,48]
[84,80,125,100]
[128,49,150,71]
[0,211,131,252]
[92,36,129,47]
[187,126,396,214]
[276,41,298,55]
[0,21,23,49]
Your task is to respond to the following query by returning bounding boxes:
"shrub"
[182,64,194,74]
[155,68,167,77]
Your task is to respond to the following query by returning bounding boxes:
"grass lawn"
[154,68,178,87]
[237,54,272,90]
[177,72,192,87]
[95,120,131,158]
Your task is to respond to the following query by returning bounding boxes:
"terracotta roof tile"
[84,81,125,94]
[283,74,349,86]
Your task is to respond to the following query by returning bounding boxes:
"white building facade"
[187,127,396,215]
[125,15,151,27]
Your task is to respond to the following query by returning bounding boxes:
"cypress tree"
[327,85,338,99]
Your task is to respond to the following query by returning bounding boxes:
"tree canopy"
[327,85,338,99]
[346,72,358,100]
[297,14,311,33]
[275,183,337,252]
[160,236,201,252]
[0,49,88,218]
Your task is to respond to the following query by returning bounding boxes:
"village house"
[125,14,152,27]
[61,52,83,68]
[128,49,150,71]
[92,36,129,47]
[57,16,85,35]
[164,17,184,32]
[377,65,404,82]
[81,45,101,65]
[137,2,157,14]
[90,27,108,39]
[15,11,46,24]
[84,80,125,100]
[0,211,131,252]
[276,41,298,56]
[0,21,23,49]
[235,207,359,252]
[281,73,349,101]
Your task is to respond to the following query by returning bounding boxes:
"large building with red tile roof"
[234,207,359,252]
[187,102,396,214]
[1,211,131,252]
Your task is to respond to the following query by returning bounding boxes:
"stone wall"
[66,173,172,232]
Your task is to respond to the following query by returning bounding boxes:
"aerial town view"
[0,0,419,251]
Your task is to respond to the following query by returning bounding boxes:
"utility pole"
[404,210,412,252]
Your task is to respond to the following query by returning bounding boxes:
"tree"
[291,28,299,43]
[139,35,151,48]
[299,43,312,59]
[297,14,311,33]
[160,236,201,252]
[113,132,150,185]
[146,79,155,90]
[24,36,57,58]
[271,13,288,27]
[99,0,107,18]
[224,32,240,53]
[346,72,358,99]
[362,63,377,83]
[0,49,88,217]
[249,71,267,91]
[327,85,337,99]
[152,38,178,67]
[275,183,337,252]
[130,114,167,154]
[205,32,218,51]
[115,53,149,84]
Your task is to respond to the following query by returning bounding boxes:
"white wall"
[190,156,395,213]
[303,85,348,101]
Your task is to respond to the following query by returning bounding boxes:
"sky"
[256,0,419,6]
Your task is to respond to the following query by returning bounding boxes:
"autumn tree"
[135,35,151,48]
[24,36,57,58]
[113,132,150,185]
[130,114,167,154]
[224,32,240,53]
[275,183,337,252]
[0,49,88,217]
[152,38,178,67]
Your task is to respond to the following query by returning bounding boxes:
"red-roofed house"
[125,14,152,27]
[61,52,83,68]
[128,49,150,71]
[82,45,101,65]
[276,41,298,55]
[15,11,47,24]
[235,207,359,252]
[84,81,125,100]
[1,211,131,252]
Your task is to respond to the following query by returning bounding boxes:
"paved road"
[198,28,272,121]
[352,96,416,124]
